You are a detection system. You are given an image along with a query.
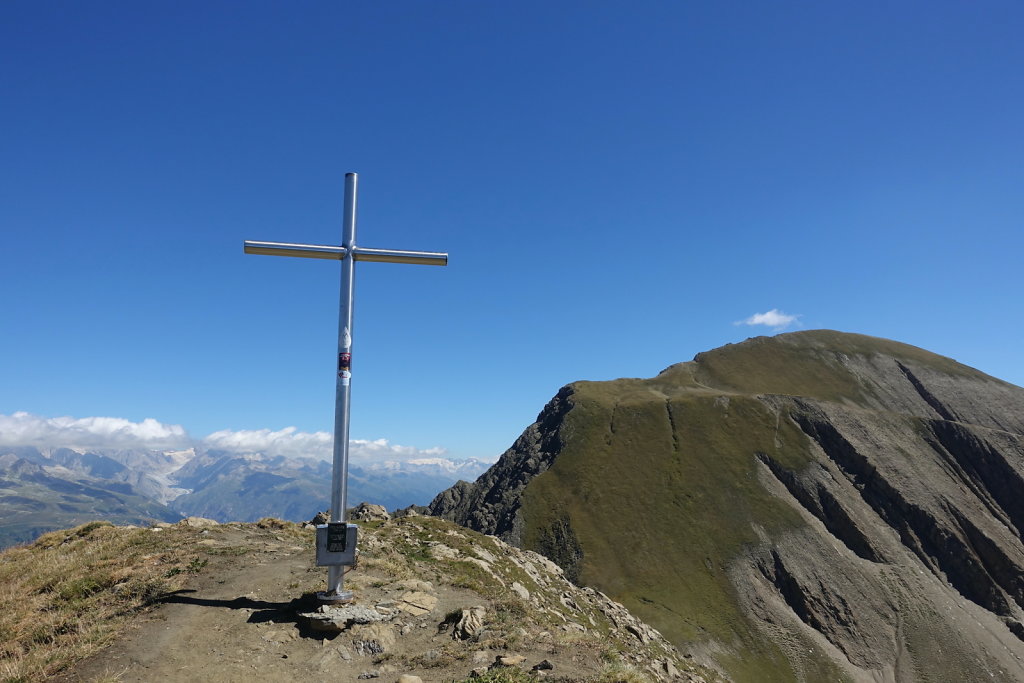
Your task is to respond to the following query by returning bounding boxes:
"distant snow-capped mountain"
[0,444,492,546]
[359,457,493,476]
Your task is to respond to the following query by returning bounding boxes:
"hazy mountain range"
[0,444,490,548]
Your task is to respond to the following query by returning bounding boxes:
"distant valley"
[0,444,490,548]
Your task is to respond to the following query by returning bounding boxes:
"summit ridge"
[429,330,1024,682]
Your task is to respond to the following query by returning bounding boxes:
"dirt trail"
[59,522,652,683]
[62,525,349,682]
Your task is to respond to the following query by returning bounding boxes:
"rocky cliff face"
[429,330,1024,682]
[427,385,573,548]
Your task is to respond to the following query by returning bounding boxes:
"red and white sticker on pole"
[338,353,352,385]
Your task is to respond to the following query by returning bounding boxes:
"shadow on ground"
[157,591,329,638]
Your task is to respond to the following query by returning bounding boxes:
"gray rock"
[261,629,296,643]
[300,605,393,633]
[494,654,527,667]
[426,541,459,559]
[442,605,486,641]
[396,590,437,615]
[350,502,391,521]
[352,623,397,656]
[310,510,330,525]
[179,516,219,527]
[511,581,530,601]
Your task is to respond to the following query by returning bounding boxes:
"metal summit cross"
[244,173,447,602]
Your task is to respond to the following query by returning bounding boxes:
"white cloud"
[200,428,446,463]
[0,412,449,464]
[349,438,446,461]
[736,308,800,330]
[0,411,190,450]
[202,426,332,459]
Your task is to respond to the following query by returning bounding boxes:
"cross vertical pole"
[326,172,358,600]
[243,172,447,604]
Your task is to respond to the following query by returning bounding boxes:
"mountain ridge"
[429,330,1024,682]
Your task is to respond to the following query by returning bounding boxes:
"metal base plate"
[316,589,355,604]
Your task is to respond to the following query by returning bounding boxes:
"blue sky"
[2,1,1022,461]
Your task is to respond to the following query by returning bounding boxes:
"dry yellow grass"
[0,521,206,682]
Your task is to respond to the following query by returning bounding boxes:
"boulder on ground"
[300,604,394,634]
[179,516,219,528]
[440,606,486,641]
[396,591,437,616]
[351,623,397,655]
[309,510,330,525]
[350,502,390,522]
[392,505,424,518]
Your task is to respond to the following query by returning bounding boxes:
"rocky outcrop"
[429,330,1024,682]
[349,502,391,522]
[428,385,574,545]
[359,515,704,680]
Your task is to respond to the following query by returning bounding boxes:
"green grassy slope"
[515,330,1016,681]
[521,392,834,680]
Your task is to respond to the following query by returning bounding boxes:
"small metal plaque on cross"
[326,523,350,553]
[244,173,447,602]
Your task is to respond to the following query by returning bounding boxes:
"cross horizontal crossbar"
[244,241,345,259]
[243,240,447,266]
